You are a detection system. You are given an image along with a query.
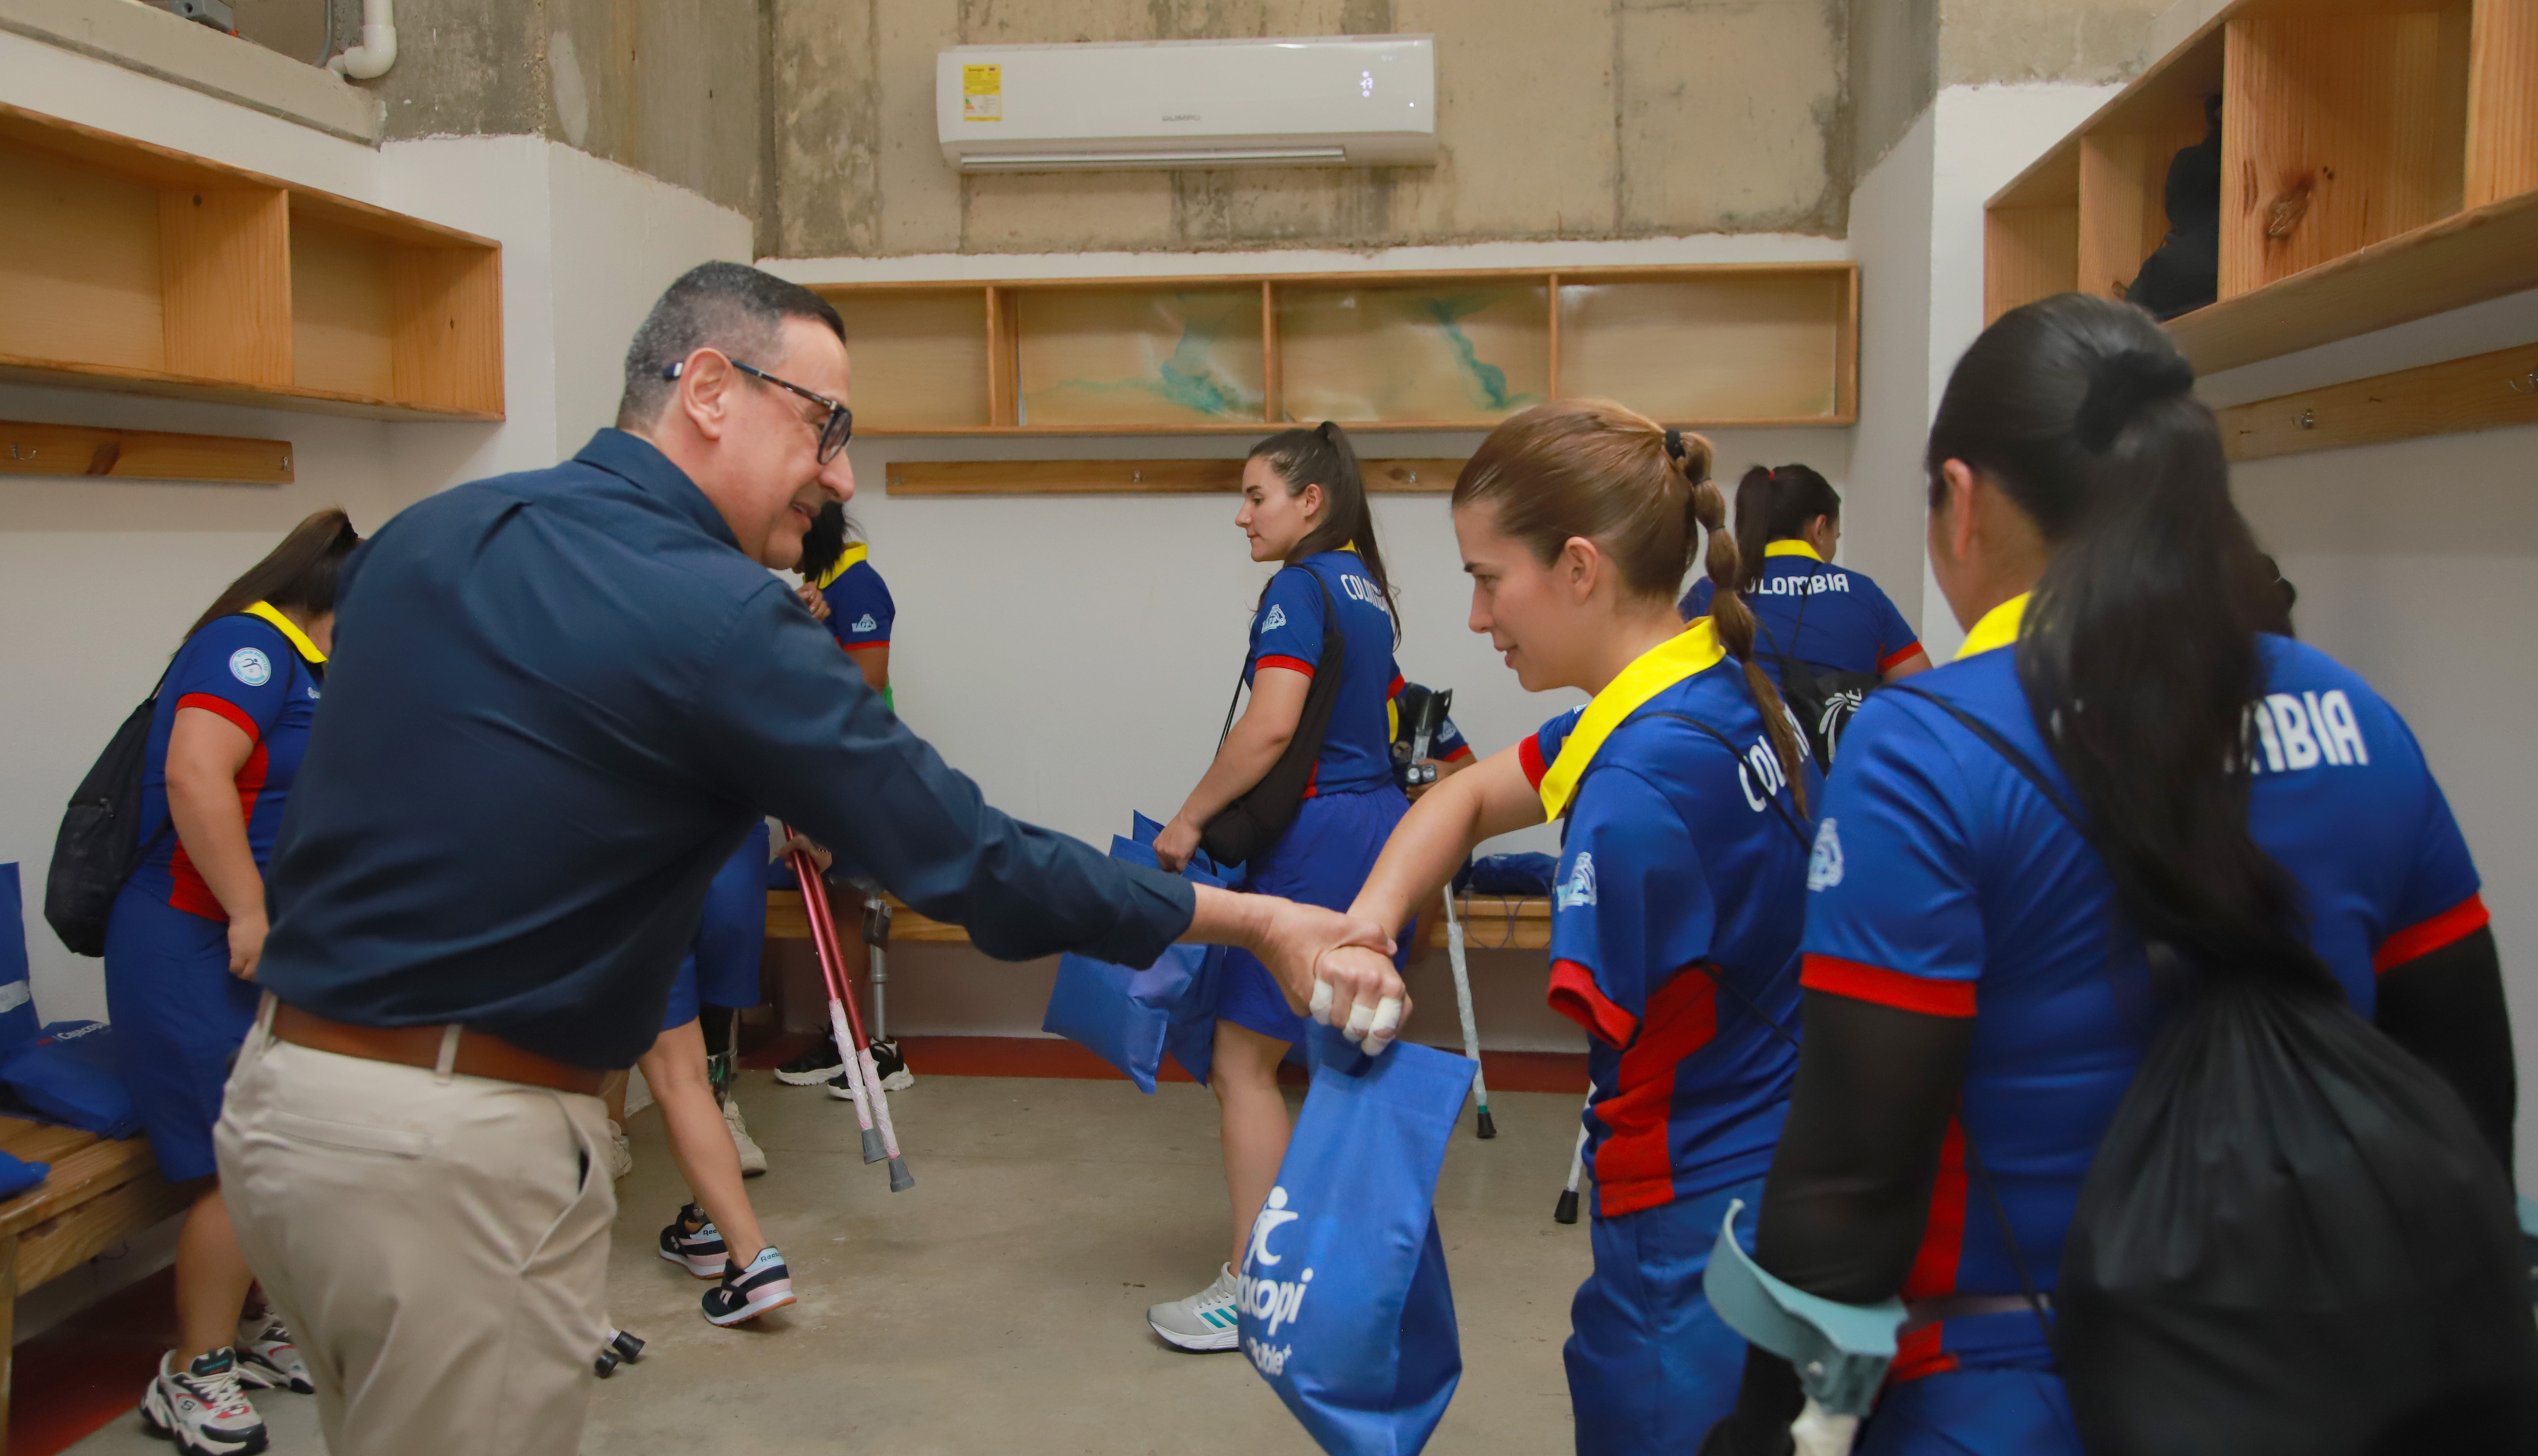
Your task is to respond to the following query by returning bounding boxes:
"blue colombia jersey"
[1682,542,1920,679]
[1247,550,1402,797]
[1520,623,1820,1217]
[1800,594,2489,1380]
[816,543,893,649]
[130,607,327,922]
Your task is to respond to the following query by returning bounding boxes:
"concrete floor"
[71,1072,1592,1454]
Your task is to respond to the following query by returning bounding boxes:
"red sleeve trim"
[2374,893,2491,974]
[1548,959,1639,1048]
[1255,654,1315,679]
[1519,732,1550,789]
[1878,641,1925,673]
[1443,745,1478,764]
[1801,953,1977,1018]
[1387,674,1405,700]
[175,692,263,745]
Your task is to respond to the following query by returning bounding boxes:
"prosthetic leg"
[1555,1089,1591,1224]
[856,881,913,1092]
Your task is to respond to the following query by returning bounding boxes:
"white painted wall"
[0,32,750,1025]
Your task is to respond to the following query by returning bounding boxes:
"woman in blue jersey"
[1145,422,1414,1351]
[1325,401,1820,1452]
[1702,294,2526,1455]
[1681,463,1928,684]
[108,509,356,1455]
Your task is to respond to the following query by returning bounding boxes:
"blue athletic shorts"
[1566,1176,1764,1455]
[102,888,260,1182]
[662,824,771,1032]
[1217,785,1411,1047]
[1858,1366,2080,1456]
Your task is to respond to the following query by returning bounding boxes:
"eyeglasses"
[660,354,853,462]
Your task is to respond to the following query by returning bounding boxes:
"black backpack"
[1201,570,1346,870]
[1751,580,1880,764]
[1894,685,2538,1456]
[44,669,172,957]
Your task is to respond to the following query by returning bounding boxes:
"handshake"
[1186,886,1410,1054]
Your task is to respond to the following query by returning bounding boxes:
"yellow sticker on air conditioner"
[962,64,1001,121]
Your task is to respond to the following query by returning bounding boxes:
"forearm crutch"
[787,827,913,1191]
[1441,890,1495,1139]
[1554,1087,1592,1224]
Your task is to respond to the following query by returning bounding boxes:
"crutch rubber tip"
[1554,1188,1581,1225]
[609,1329,644,1363]
[860,1126,887,1164]
[594,1350,620,1379]
[1476,1109,1498,1140]
[887,1156,914,1193]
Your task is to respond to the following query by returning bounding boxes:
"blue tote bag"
[1042,821,1228,1091]
[0,866,42,1055]
[1242,1028,1475,1456]
[1,1021,139,1139]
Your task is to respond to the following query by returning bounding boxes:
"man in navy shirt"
[213,263,1400,1456]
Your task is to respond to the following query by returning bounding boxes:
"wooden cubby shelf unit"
[1985,0,2538,376]
[0,103,503,421]
[813,263,1857,437]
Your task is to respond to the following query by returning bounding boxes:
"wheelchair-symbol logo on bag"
[1555,852,1597,911]
[1241,1185,1316,1371]
[1247,1185,1300,1269]
[229,648,272,687]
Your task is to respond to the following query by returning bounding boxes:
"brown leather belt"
[270,1003,606,1096]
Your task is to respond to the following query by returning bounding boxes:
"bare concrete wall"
[1849,0,1935,176]
[349,0,767,223]
[1939,0,2162,85]
[767,0,1853,259]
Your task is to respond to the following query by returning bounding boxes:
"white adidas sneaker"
[1146,1263,1242,1352]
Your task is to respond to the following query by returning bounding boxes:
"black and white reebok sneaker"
[141,1348,267,1456]
[775,1033,847,1085]
[702,1247,796,1326]
[232,1314,313,1394]
[658,1203,728,1279]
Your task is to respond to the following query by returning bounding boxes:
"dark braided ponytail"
[1676,431,1809,812]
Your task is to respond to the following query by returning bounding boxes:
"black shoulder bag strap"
[1884,682,2073,1358]
[1220,568,1342,747]
[1626,709,1814,854]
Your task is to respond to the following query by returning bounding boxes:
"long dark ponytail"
[186,508,360,642]
[1251,421,1397,644]
[1927,293,2319,987]
[1455,401,1807,812]
[1731,462,1843,591]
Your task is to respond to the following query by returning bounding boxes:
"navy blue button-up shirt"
[258,430,1194,1068]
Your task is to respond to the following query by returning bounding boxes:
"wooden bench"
[0,1119,188,1445]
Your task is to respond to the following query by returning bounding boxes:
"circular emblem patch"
[228,647,272,687]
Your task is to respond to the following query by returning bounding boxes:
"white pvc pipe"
[327,0,396,80]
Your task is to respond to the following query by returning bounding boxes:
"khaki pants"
[214,1000,616,1456]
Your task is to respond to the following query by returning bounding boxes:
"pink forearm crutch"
[786,826,912,1191]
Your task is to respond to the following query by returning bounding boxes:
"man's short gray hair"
[617,262,847,429]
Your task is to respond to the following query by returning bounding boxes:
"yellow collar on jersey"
[1955,592,2029,661]
[1537,619,1727,820]
[244,600,326,664]
[813,541,869,592]
[1764,540,1824,562]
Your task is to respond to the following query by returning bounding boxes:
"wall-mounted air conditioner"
[937,35,1437,173]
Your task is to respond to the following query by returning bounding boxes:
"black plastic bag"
[2060,975,2538,1456]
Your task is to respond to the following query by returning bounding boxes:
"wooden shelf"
[0,102,503,421]
[816,263,1857,437]
[1,418,293,482]
[2218,339,2538,461]
[1985,0,2537,376]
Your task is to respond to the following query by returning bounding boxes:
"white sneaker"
[1146,1263,1241,1352]
[233,1314,312,1394]
[723,1095,768,1177]
[141,1348,267,1456]
[606,1119,633,1179]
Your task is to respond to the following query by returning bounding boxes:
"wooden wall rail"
[0,419,293,483]
[884,457,1464,496]
[2218,341,2538,462]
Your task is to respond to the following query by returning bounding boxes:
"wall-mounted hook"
[2293,408,2316,430]
[2508,371,2538,396]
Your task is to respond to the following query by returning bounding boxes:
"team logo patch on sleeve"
[1261,604,1288,632]
[228,648,272,687]
[1554,852,1598,910]
[1807,819,1844,890]
[851,613,878,632]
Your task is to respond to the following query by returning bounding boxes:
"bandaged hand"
[1313,943,1407,1053]
[1248,896,1399,1039]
